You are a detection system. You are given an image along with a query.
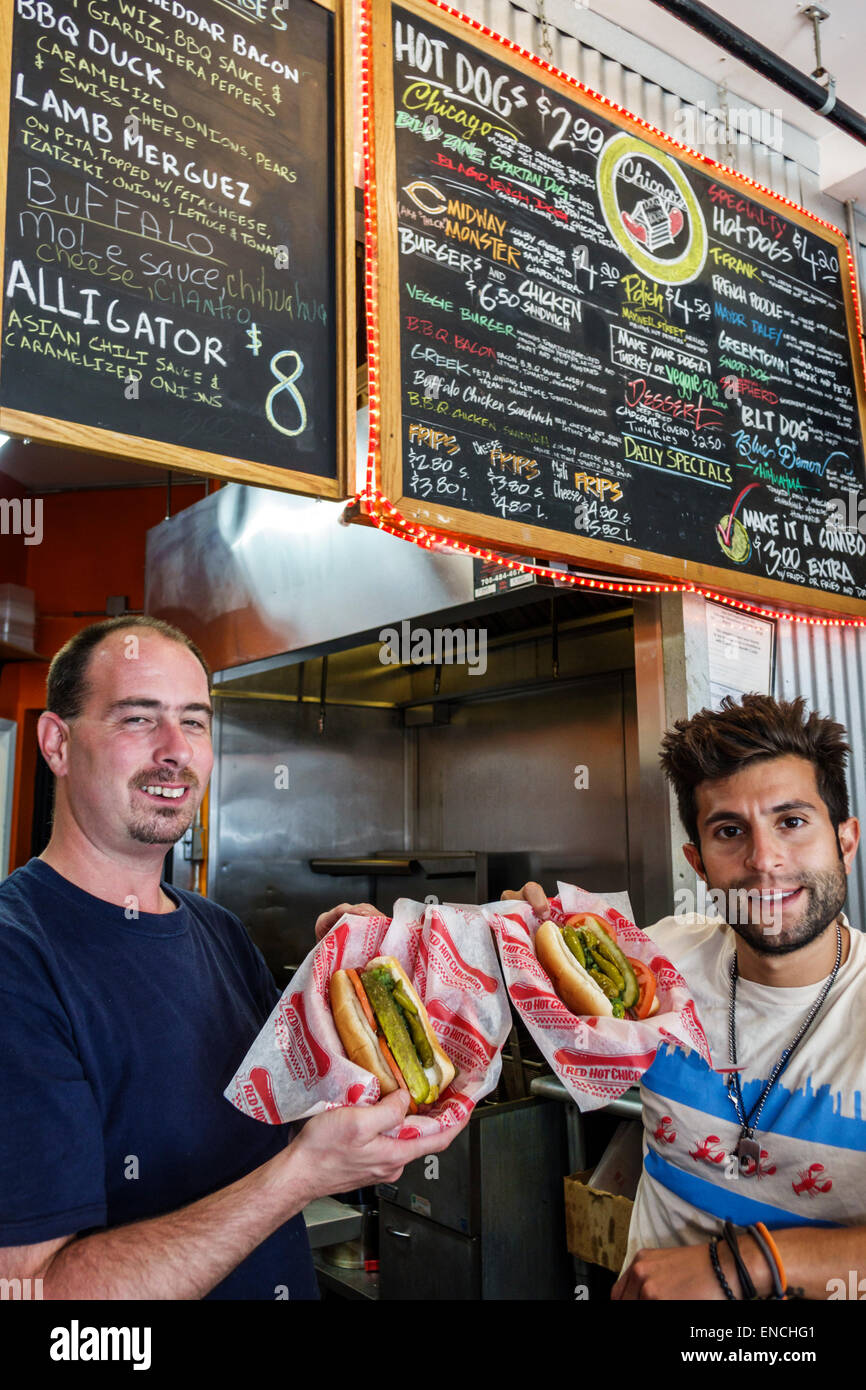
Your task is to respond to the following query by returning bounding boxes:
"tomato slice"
[378,1038,418,1113]
[564,912,615,940]
[347,968,379,1031]
[627,957,657,1020]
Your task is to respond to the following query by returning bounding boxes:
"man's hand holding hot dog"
[288,1089,463,1196]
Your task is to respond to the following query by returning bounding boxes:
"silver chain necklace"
[727,922,843,1170]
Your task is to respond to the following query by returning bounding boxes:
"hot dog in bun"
[330,957,455,1110]
[536,913,659,1020]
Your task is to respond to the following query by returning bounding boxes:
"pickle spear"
[586,944,625,993]
[361,970,430,1103]
[588,967,618,999]
[403,1008,434,1067]
[392,983,418,1015]
[391,982,435,1066]
[561,926,586,968]
[581,927,639,1009]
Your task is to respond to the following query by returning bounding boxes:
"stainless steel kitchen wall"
[209,694,407,982]
[413,672,635,896]
[202,606,639,977]
[207,666,635,976]
[775,621,866,932]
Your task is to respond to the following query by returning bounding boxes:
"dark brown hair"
[659,693,851,850]
[46,617,211,722]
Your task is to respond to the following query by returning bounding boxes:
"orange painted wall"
[1,478,204,872]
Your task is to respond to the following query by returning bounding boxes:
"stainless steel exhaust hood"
[145,484,475,673]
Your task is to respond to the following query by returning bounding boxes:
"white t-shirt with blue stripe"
[623,912,866,1269]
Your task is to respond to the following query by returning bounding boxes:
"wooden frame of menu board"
[368,0,866,615]
[0,0,354,498]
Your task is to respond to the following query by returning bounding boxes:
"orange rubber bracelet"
[754,1222,788,1299]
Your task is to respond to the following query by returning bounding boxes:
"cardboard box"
[564,1169,634,1274]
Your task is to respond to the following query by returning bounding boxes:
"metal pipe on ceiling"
[648,0,866,148]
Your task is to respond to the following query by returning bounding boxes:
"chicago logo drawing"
[597,133,708,285]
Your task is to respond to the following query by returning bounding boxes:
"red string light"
[359,0,866,631]
[355,485,866,626]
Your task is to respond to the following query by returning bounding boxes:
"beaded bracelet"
[722,1221,758,1300]
[709,1235,737,1300]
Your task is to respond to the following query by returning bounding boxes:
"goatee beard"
[128,774,197,845]
[724,864,847,955]
[127,803,196,846]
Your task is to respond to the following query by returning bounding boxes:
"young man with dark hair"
[0,619,462,1299]
[507,693,866,1300]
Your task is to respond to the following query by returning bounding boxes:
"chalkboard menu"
[0,0,352,496]
[369,0,866,614]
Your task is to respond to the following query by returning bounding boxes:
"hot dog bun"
[330,956,455,1100]
[330,967,399,1094]
[535,919,614,1017]
[538,918,661,1018]
[368,956,455,1093]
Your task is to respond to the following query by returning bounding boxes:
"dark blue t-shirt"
[0,858,318,1300]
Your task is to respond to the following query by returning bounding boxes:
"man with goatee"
[0,617,459,1299]
[507,694,866,1300]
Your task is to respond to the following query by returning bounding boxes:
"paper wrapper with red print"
[225,899,512,1138]
[490,882,711,1112]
